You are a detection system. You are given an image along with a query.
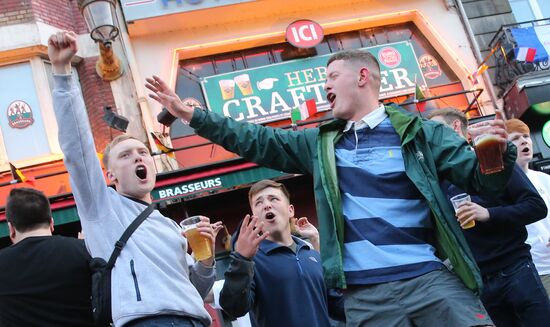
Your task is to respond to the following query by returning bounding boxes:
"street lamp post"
[77,0,123,81]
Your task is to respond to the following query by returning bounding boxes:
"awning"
[151,163,287,202]
[0,163,288,238]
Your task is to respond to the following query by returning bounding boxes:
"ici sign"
[286,19,324,48]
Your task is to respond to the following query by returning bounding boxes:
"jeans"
[124,315,205,327]
[481,258,550,327]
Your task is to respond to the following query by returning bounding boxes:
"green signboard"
[151,166,286,202]
[201,41,426,124]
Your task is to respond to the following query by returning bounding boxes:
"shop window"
[213,54,244,74]
[243,50,272,68]
[0,61,64,168]
[359,29,379,47]
[336,32,364,50]
[510,0,550,22]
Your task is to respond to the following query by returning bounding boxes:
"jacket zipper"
[130,259,142,301]
[294,244,305,275]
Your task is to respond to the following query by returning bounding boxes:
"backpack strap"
[106,204,155,269]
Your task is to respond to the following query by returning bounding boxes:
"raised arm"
[145,76,317,175]
[48,31,112,221]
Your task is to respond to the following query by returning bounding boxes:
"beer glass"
[180,216,212,261]
[474,134,504,175]
[219,80,235,100]
[450,193,475,229]
[234,74,253,96]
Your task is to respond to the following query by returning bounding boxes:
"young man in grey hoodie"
[48,30,216,327]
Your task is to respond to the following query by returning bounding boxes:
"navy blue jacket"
[447,165,547,275]
[220,236,331,327]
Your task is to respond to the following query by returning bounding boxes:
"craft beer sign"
[286,20,324,48]
[201,41,426,124]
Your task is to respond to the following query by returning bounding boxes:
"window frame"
[0,58,69,171]
[510,0,547,21]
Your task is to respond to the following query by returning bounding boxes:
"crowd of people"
[1,29,550,327]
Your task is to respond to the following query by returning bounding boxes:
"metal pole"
[453,0,499,109]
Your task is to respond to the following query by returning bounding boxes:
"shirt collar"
[343,104,387,132]
[259,236,310,254]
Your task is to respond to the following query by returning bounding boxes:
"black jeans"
[481,258,550,327]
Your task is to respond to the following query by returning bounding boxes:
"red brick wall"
[0,0,88,32]
[31,0,87,32]
[76,57,120,152]
[0,0,34,26]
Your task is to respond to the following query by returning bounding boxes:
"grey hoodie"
[52,75,213,327]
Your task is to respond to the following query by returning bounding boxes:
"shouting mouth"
[264,212,275,221]
[327,92,336,108]
[135,165,147,180]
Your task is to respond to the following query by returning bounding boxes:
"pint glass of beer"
[474,134,504,175]
[180,216,212,261]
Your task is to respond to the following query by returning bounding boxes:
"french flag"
[515,47,537,63]
[510,26,549,63]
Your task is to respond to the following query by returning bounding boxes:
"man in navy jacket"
[219,179,332,327]
[430,108,550,327]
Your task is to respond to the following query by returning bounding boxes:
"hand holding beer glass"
[468,109,508,175]
[450,193,475,229]
[180,216,215,262]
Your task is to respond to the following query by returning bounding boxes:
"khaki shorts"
[344,268,493,327]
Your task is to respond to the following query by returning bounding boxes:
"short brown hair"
[248,179,290,205]
[102,134,140,169]
[327,50,381,90]
[427,107,468,137]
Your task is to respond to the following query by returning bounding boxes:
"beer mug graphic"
[219,79,236,100]
[234,74,253,96]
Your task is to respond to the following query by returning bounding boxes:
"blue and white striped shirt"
[336,109,442,285]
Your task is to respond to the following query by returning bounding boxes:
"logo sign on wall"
[7,100,34,129]
[286,19,324,48]
[418,54,442,80]
[200,41,426,124]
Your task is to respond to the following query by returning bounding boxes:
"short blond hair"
[102,134,140,169]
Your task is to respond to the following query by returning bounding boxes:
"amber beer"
[450,193,475,229]
[474,134,504,175]
[180,216,212,261]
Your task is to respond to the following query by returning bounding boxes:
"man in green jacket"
[146,50,515,326]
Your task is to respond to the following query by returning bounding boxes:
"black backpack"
[90,204,154,326]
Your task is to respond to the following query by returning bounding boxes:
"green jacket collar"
[320,104,423,145]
